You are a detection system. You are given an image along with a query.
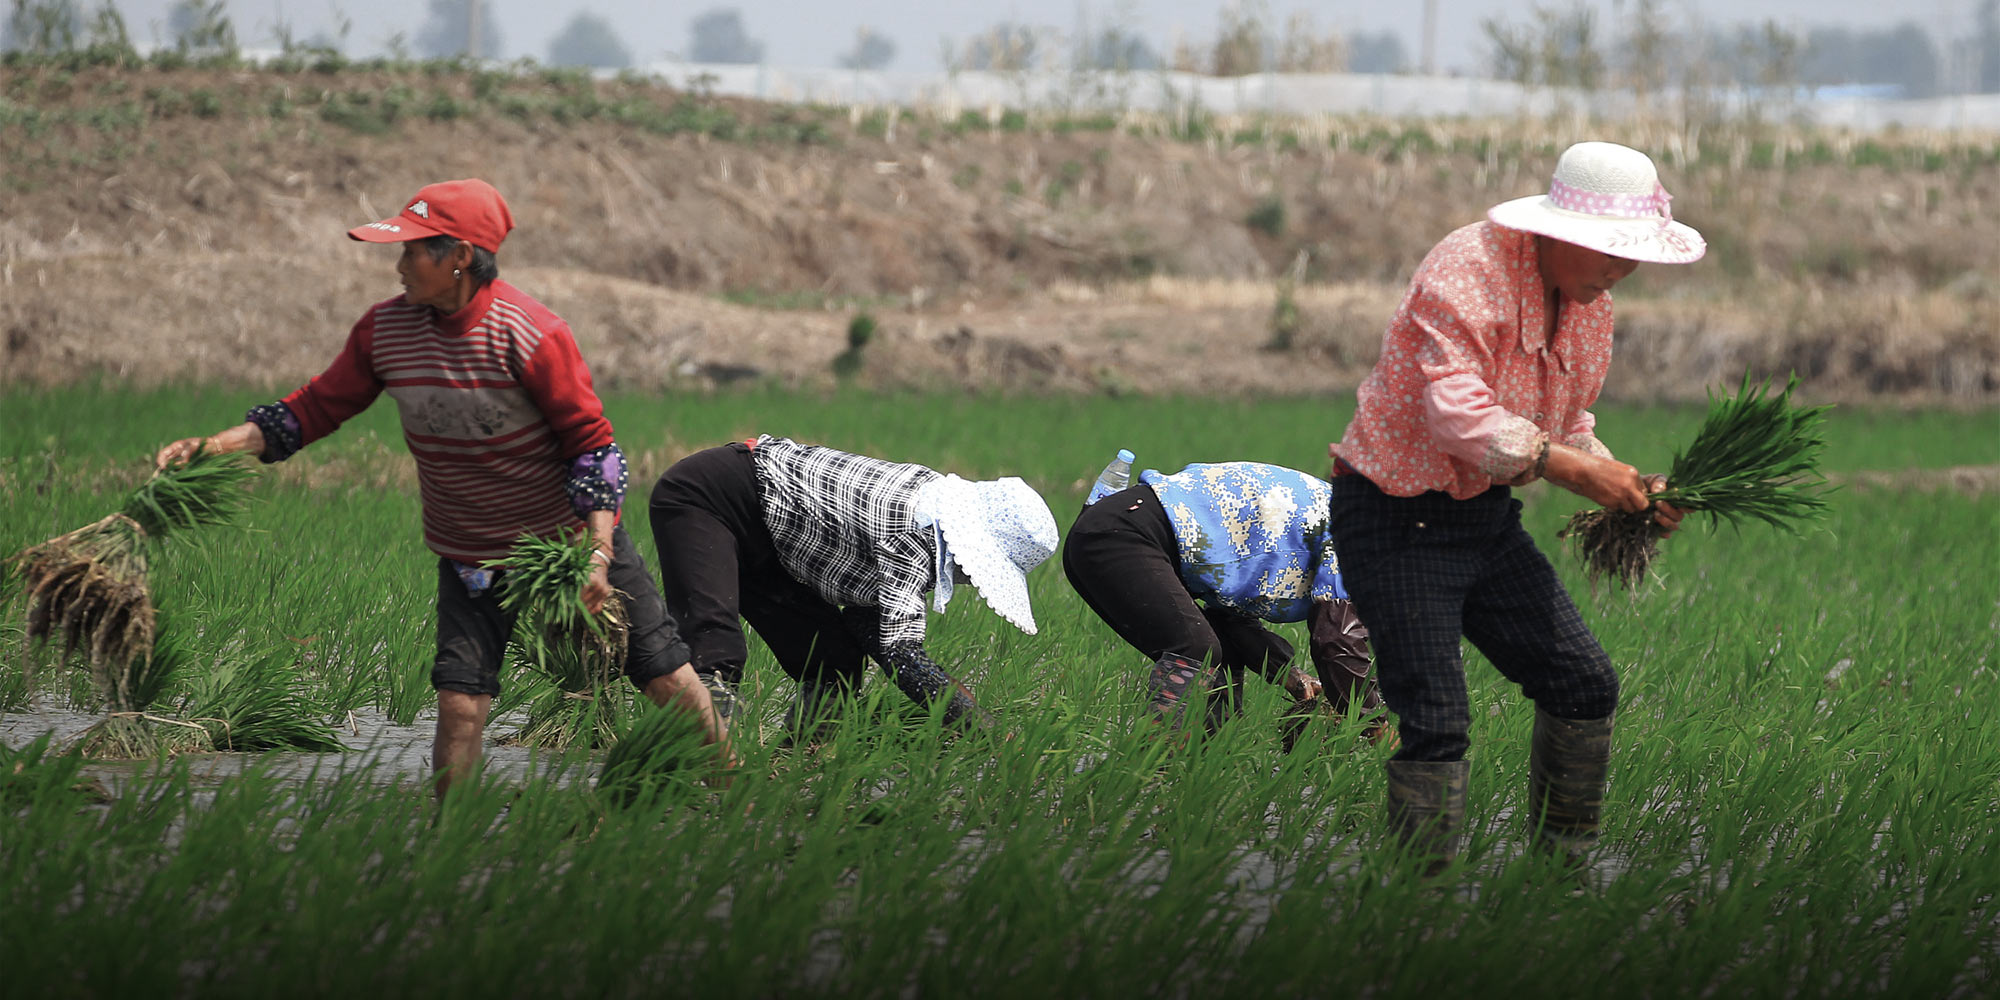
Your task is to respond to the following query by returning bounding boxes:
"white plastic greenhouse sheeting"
[630,62,2000,132]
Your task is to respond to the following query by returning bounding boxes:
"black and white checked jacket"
[749,435,942,648]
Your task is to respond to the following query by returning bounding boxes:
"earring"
[453,268,462,278]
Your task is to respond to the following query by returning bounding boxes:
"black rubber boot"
[1146,651,1215,731]
[1384,758,1470,874]
[1527,709,1614,863]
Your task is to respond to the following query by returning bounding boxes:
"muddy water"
[0,700,579,792]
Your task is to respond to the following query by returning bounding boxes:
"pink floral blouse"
[1334,221,1616,499]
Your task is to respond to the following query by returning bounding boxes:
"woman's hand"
[154,423,265,470]
[1544,443,1651,513]
[1645,474,1684,538]
[579,513,617,615]
[580,556,613,615]
[154,437,212,470]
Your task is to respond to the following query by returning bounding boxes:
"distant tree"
[1802,22,1939,97]
[1347,30,1408,74]
[1209,0,1271,76]
[959,21,1040,71]
[415,0,503,60]
[1616,0,1673,99]
[1084,27,1160,71]
[168,0,236,55]
[689,7,762,64]
[3,0,81,53]
[1980,0,1999,92]
[1483,3,1604,89]
[837,26,894,70]
[1274,10,1341,72]
[83,0,129,50]
[548,11,630,68]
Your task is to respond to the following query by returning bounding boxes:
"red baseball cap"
[347,178,515,252]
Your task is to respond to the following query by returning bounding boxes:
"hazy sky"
[109,0,1986,75]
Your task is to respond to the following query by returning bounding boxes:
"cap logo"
[408,200,430,219]
[361,221,402,233]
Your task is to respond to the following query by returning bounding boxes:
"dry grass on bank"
[2,253,1993,403]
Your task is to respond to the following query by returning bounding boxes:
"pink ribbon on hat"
[1548,178,1675,228]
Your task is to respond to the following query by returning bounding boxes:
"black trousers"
[1325,474,1618,763]
[646,443,877,689]
[432,525,690,697]
[1063,485,1296,686]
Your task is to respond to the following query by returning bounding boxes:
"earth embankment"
[2,65,1995,402]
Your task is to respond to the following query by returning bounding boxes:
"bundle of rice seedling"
[174,642,345,752]
[488,532,631,749]
[7,449,256,689]
[595,704,710,809]
[1560,373,1833,591]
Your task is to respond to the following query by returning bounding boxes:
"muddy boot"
[1527,709,1614,864]
[1146,652,1215,733]
[1384,758,1470,874]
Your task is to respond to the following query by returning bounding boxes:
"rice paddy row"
[2,385,1996,995]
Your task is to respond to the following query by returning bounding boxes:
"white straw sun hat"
[910,475,1059,635]
[1487,141,1706,265]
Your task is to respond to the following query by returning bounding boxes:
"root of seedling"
[1559,507,1663,592]
[73,713,216,759]
[9,515,158,680]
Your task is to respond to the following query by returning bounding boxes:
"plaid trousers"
[1326,475,1617,762]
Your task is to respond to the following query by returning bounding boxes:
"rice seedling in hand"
[1561,374,1833,590]
[7,448,256,687]
[488,532,630,749]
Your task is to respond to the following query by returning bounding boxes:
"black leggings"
[1062,485,1296,682]
[647,443,876,689]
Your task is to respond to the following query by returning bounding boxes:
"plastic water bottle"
[1085,449,1136,506]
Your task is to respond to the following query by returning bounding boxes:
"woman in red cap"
[155,179,733,796]
[1327,142,1702,872]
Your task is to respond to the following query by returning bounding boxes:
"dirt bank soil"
[2,66,1996,402]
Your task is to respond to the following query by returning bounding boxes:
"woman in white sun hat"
[1326,141,1702,871]
[648,436,1059,745]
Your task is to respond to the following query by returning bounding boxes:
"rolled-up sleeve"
[1562,408,1615,460]
[1423,373,1547,482]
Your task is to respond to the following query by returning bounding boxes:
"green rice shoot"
[7,448,257,684]
[1562,373,1834,590]
[489,532,631,748]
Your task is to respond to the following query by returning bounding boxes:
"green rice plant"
[488,532,629,748]
[7,448,255,691]
[1,388,1994,996]
[173,642,343,753]
[1561,373,1833,590]
[593,700,715,809]
[68,610,201,758]
[0,732,109,811]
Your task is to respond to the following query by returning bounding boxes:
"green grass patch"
[0,385,1994,992]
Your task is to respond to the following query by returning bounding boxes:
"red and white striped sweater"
[282,280,615,563]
